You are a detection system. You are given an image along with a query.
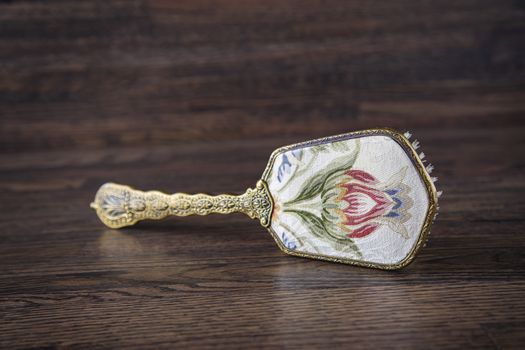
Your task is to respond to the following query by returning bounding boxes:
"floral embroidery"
[273,140,414,258]
[277,150,302,183]
[322,168,413,239]
[280,232,297,250]
[277,154,292,182]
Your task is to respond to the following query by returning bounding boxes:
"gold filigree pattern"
[90,180,273,229]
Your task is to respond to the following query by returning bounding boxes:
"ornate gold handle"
[90,180,274,229]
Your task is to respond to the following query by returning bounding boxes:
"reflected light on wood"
[98,230,144,257]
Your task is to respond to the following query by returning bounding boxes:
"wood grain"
[1,0,524,349]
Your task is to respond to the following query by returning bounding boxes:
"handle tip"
[91,183,138,229]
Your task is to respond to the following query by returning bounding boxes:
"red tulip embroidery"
[323,168,413,239]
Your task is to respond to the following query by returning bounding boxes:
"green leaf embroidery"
[284,209,361,257]
[284,209,326,239]
[286,171,327,205]
[285,140,360,205]
[332,141,350,152]
[279,139,363,259]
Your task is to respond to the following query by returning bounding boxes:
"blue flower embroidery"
[384,188,404,218]
[277,150,302,183]
[277,154,292,182]
[280,232,297,250]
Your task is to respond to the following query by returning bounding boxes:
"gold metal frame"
[91,180,273,229]
[260,127,438,270]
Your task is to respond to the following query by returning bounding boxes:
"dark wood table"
[1,1,524,348]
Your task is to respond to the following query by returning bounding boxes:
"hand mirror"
[91,128,440,269]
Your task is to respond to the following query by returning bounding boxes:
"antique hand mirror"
[91,128,440,269]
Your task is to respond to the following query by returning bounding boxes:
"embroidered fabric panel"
[266,134,430,265]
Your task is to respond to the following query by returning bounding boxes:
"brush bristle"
[405,132,442,250]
